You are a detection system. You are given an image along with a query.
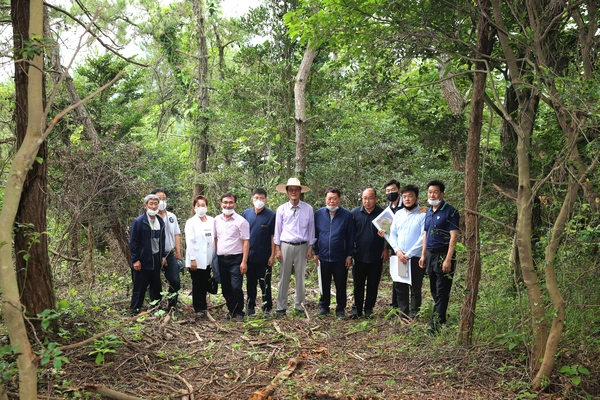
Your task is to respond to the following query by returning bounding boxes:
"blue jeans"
[218,254,244,316]
[163,251,181,309]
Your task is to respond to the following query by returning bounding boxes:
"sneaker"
[336,311,347,320]
[235,314,245,323]
[263,310,271,317]
[315,308,329,317]
[246,307,256,317]
[195,310,207,319]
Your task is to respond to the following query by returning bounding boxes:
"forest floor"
[7,272,600,399]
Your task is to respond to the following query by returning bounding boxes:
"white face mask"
[326,206,339,212]
[428,199,441,207]
[253,200,265,209]
[222,208,235,216]
[147,208,159,217]
[195,207,207,217]
[158,200,167,211]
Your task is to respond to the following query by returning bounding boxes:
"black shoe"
[336,311,347,320]
[220,314,232,321]
[349,311,359,320]
[315,308,329,317]
[246,307,256,317]
[128,309,139,317]
[235,314,245,323]
[365,309,373,319]
[275,310,286,319]
[295,309,307,318]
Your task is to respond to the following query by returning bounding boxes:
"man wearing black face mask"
[384,179,403,214]
[381,179,403,308]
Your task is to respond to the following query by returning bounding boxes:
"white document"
[389,255,412,285]
[317,261,323,295]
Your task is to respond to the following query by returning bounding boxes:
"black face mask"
[386,192,399,203]
[404,203,418,211]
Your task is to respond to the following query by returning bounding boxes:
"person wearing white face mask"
[214,192,250,322]
[313,187,355,320]
[418,180,460,335]
[128,194,167,316]
[184,195,215,319]
[151,188,182,312]
[241,188,276,316]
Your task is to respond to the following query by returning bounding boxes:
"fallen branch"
[462,208,516,232]
[249,358,298,400]
[83,384,143,400]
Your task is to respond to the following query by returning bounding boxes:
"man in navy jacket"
[313,188,355,319]
[129,194,167,315]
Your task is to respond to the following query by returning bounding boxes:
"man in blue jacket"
[129,194,167,315]
[314,188,355,320]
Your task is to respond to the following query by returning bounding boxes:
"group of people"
[128,178,460,333]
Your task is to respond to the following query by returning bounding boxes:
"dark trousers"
[218,254,245,316]
[163,251,181,309]
[426,249,456,329]
[318,260,348,313]
[395,256,425,318]
[352,260,382,316]
[189,266,211,312]
[246,261,272,311]
[130,253,162,312]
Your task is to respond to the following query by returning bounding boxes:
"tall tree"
[458,0,495,344]
[294,40,316,183]
[12,0,55,317]
[191,0,210,196]
[1,0,45,395]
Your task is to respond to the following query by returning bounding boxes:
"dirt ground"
[5,275,599,399]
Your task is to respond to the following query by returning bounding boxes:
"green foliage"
[86,334,123,365]
[39,340,69,371]
[558,365,590,386]
[0,345,18,383]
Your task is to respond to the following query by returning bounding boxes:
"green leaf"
[577,366,590,375]
[571,376,581,386]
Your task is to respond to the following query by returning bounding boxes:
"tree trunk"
[437,55,466,172]
[0,0,45,397]
[43,11,100,149]
[458,0,494,345]
[192,0,210,197]
[492,0,547,375]
[294,40,317,183]
[13,0,56,318]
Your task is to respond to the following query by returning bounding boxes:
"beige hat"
[275,177,311,194]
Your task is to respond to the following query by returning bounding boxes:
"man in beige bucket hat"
[273,178,315,317]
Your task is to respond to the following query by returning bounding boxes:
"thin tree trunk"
[294,41,316,182]
[437,55,466,172]
[0,0,45,396]
[43,10,100,148]
[192,0,210,197]
[458,0,494,344]
[492,0,547,374]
